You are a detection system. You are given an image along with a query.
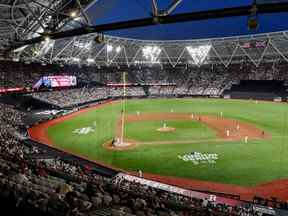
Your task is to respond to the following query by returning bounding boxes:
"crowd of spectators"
[1,60,288,89]
[32,87,109,107]
[31,87,146,108]
[0,60,282,107]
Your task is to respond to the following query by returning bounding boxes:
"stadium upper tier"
[1,60,288,90]
[12,30,288,67]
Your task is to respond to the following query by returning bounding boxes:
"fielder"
[236,124,240,131]
[163,122,167,128]
[226,129,230,137]
[138,169,143,178]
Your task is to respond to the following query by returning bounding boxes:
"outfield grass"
[47,99,288,186]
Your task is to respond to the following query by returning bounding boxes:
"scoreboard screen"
[34,75,77,88]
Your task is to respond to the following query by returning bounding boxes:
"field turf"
[47,99,288,186]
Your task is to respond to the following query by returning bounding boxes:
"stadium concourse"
[2,0,288,215]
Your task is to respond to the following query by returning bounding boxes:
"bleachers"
[224,80,287,100]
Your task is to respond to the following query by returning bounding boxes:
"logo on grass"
[178,152,218,165]
[73,127,95,135]
[73,122,97,135]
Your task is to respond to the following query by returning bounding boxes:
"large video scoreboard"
[33,75,77,88]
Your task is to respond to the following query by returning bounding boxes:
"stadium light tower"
[87,58,95,63]
[116,46,121,53]
[107,44,113,53]
[72,57,80,62]
[142,46,161,64]
[186,45,211,66]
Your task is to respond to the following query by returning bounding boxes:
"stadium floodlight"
[70,11,77,18]
[107,44,113,53]
[186,45,211,65]
[72,57,80,62]
[34,36,54,57]
[87,58,95,63]
[32,49,39,55]
[44,36,50,42]
[116,46,122,53]
[73,17,81,21]
[74,41,91,50]
[142,46,161,64]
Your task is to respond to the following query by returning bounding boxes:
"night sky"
[86,0,288,40]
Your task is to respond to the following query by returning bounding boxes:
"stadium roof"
[2,0,288,67]
[0,0,93,50]
[86,0,288,40]
[2,0,288,50]
[15,30,288,68]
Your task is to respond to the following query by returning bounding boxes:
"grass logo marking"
[178,152,218,165]
[73,121,96,135]
[73,127,95,135]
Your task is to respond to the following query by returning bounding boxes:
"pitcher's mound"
[156,127,176,132]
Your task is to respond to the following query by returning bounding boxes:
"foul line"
[137,137,266,145]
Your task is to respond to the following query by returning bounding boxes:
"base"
[113,138,132,147]
[103,138,137,151]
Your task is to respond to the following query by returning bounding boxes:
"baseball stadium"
[2,0,288,215]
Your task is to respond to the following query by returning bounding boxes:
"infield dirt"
[111,113,270,149]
